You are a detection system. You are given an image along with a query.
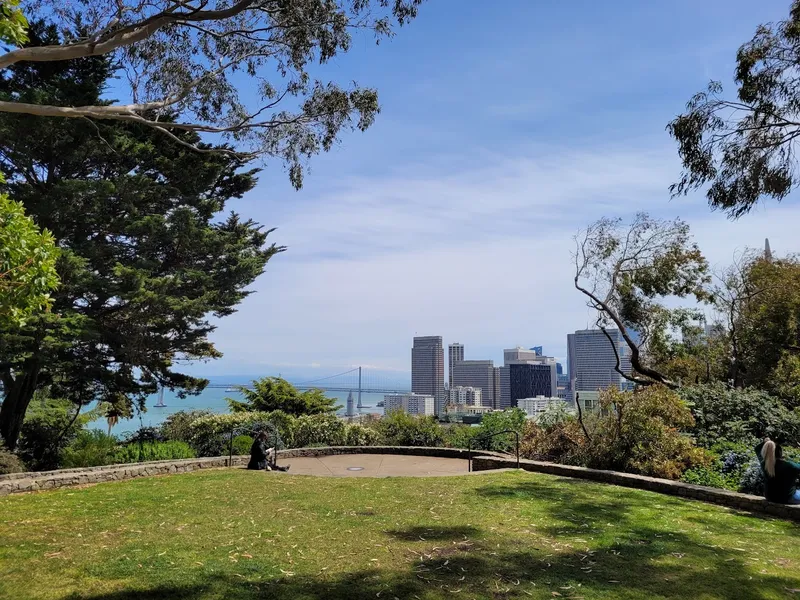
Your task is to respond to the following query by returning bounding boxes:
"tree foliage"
[0,1,423,182]
[668,1,800,217]
[573,213,711,388]
[227,377,340,416]
[0,27,281,449]
[718,251,800,405]
[0,172,58,328]
[0,1,27,46]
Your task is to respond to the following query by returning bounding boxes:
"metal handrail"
[467,429,520,471]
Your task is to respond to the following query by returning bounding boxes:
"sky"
[185,0,800,379]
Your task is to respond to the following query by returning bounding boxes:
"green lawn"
[1,469,799,600]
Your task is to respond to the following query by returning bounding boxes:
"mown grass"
[1,469,799,599]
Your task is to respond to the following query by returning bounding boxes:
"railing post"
[228,425,234,467]
[468,441,472,472]
[515,431,520,469]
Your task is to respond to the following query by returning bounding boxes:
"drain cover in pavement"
[347,467,364,471]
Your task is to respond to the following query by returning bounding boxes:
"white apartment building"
[448,385,482,407]
[384,393,435,416]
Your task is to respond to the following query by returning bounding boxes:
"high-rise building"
[556,362,563,375]
[448,386,482,407]
[498,348,559,409]
[451,360,495,408]
[556,373,571,401]
[567,328,631,403]
[412,336,445,415]
[531,346,543,356]
[505,347,540,363]
[384,393,435,416]
[509,363,557,406]
[346,391,355,417]
[448,342,464,386]
[497,365,511,410]
[493,366,501,409]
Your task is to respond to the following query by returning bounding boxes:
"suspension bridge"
[205,367,412,397]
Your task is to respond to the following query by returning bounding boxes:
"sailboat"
[155,387,167,408]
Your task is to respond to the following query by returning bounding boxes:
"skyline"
[181,0,800,378]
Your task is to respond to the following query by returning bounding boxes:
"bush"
[293,414,346,448]
[112,441,196,463]
[189,411,290,457]
[120,426,165,444]
[520,418,584,464]
[681,465,741,491]
[0,444,25,474]
[472,409,527,453]
[370,411,444,447]
[580,385,709,479]
[443,424,481,449]
[61,430,119,468]
[680,383,800,448]
[18,395,101,471]
[344,423,380,446]
[160,410,214,443]
[231,435,254,456]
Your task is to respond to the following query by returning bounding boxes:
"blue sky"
[186,0,800,378]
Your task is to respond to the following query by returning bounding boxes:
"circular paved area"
[271,453,472,477]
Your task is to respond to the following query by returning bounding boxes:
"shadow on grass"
[385,524,480,541]
[65,523,799,600]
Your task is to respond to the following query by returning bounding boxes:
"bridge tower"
[357,366,363,409]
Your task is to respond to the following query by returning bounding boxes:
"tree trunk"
[0,359,41,450]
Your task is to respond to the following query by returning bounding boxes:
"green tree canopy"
[0,1,27,46]
[573,213,711,388]
[0,23,282,449]
[228,377,340,416]
[0,1,422,179]
[668,1,800,217]
[0,172,58,329]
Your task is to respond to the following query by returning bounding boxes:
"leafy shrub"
[120,426,165,444]
[227,377,339,415]
[18,395,101,471]
[189,411,290,456]
[344,423,380,446]
[739,458,765,496]
[160,410,213,443]
[471,409,527,453]
[680,383,800,447]
[112,441,196,463]
[231,435,254,456]
[520,418,584,464]
[61,430,119,468]
[579,386,709,479]
[681,465,741,491]
[443,424,481,449]
[292,414,346,448]
[370,411,444,447]
[0,444,25,474]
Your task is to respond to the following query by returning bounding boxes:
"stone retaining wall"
[471,455,800,522]
[0,446,496,496]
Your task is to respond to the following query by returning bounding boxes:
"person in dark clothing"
[247,431,289,472]
[755,438,800,504]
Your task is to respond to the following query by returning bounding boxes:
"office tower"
[504,347,540,363]
[448,386,482,407]
[556,362,563,375]
[497,365,511,410]
[567,328,631,403]
[451,360,495,408]
[384,393,435,416]
[509,362,557,406]
[448,342,464,386]
[530,346,543,356]
[556,373,571,401]
[499,348,559,409]
[493,366,501,409]
[412,336,445,415]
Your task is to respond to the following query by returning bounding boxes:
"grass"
[0,469,799,599]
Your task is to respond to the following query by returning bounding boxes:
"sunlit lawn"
[1,468,799,599]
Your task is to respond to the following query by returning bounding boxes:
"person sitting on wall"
[247,431,290,472]
[756,438,800,504]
